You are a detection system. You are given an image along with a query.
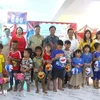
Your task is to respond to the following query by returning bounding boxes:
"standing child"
[7,40,21,91]
[0,44,5,94]
[33,46,47,93]
[93,43,100,89]
[63,40,73,87]
[69,49,84,89]
[43,44,52,90]
[52,40,65,92]
[20,48,33,92]
[81,45,93,86]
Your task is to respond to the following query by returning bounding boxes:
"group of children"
[0,39,100,94]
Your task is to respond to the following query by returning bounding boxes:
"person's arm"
[23,37,26,48]
[2,55,5,71]
[26,59,33,72]
[93,53,98,61]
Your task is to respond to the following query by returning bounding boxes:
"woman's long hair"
[83,30,92,42]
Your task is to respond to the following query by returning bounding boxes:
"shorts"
[52,67,64,80]
[92,71,100,80]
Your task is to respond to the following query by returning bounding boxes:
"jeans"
[9,70,19,87]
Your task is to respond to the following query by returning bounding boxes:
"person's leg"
[19,80,24,91]
[1,85,3,94]
[41,78,47,93]
[47,73,51,90]
[26,79,30,92]
[31,68,33,83]
[58,78,64,91]
[53,79,57,92]
[86,77,89,86]
[35,81,39,93]
[8,71,13,91]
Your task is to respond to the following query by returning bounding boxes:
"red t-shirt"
[43,51,51,66]
[10,35,26,52]
[8,50,21,71]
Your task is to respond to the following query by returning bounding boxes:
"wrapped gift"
[38,72,45,79]
[46,64,52,71]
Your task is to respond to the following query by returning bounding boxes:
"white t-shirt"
[64,36,79,51]
[94,39,100,43]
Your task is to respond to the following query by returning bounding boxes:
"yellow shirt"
[0,54,5,73]
[78,40,95,52]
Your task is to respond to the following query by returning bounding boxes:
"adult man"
[43,26,59,50]
[27,25,44,51]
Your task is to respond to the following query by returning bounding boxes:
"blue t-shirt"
[72,57,84,73]
[94,51,100,58]
[52,49,64,69]
[81,53,92,64]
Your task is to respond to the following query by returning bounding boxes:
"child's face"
[11,43,18,49]
[75,52,81,58]
[84,47,90,52]
[65,44,71,49]
[24,51,29,57]
[35,49,42,56]
[56,45,63,50]
[45,46,51,52]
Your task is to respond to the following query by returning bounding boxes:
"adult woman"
[94,31,100,43]
[78,30,95,52]
[10,27,26,57]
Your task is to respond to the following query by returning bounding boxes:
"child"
[52,40,65,92]
[33,46,47,93]
[81,45,93,86]
[20,48,33,92]
[63,40,73,87]
[7,40,21,91]
[93,43,100,89]
[43,44,52,90]
[0,44,5,94]
[69,49,84,89]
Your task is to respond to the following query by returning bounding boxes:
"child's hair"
[0,43,3,49]
[12,40,18,44]
[94,43,100,49]
[73,49,81,57]
[57,40,63,46]
[45,43,51,51]
[35,46,43,56]
[24,48,32,56]
[83,45,91,52]
[65,40,71,45]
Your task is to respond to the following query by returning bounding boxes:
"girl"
[93,43,100,89]
[69,49,84,89]
[43,44,52,90]
[81,45,93,86]
[20,48,33,92]
[33,46,47,93]
[78,30,95,52]
[94,31,100,43]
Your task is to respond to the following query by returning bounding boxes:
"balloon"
[15,73,24,81]
[59,57,66,64]
[0,78,4,84]
[46,64,52,71]
[5,64,13,72]
[65,65,71,72]
[38,72,45,79]
[72,68,79,75]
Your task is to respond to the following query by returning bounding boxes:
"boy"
[7,40,21,91]
[0,44,5,93]
[52,40,65,92]
[63,40,73,87]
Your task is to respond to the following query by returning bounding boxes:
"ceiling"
[0,0,100,22]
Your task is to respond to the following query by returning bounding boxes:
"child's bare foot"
[43,90,47,94]
[68,84,72,89]
[74,86,77,89]
[77,86,80,89]
[53,88,57,92]
[27,89,30,92]
[47,87,52,91]
[19,88,23,92]
[14,87,17,92]
[36,89,39,93]
[58,88,64,91]
[7,87,13,91]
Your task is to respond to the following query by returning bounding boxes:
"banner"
[28,21,77,40]
[7,12,27,24]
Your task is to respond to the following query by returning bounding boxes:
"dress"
[69,57,84,86]
[81,53,93,77]
[21,58,33,83]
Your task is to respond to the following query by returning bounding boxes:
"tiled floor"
[0,82,100,100]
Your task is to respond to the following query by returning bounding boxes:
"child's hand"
[46,60,52,64]
[55,54,61,59]
[75,65,79,68]
[34,68,38,72]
